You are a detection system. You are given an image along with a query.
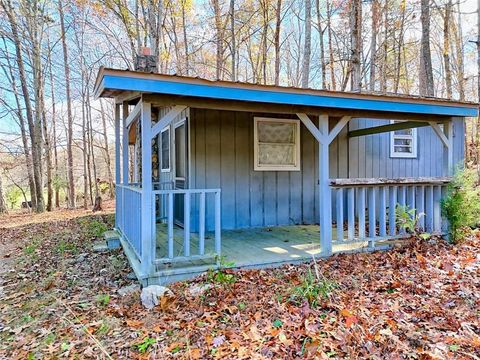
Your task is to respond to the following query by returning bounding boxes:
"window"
[160,126,170,172]
[390,120,417,158]
[254,117,301,171]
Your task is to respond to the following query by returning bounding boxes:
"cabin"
[94,67,478,285]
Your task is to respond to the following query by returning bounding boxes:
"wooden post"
[115,105,121,185]
[318,114,332,256]
[140,100,153,275]
[122,102,130,185]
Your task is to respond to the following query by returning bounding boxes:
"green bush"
[441,168,480,242]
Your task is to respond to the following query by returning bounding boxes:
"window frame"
[389,120,418,159]
[253,117,301,171]
[160,125,171,172]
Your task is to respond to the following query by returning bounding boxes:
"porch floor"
[154,224,372,272]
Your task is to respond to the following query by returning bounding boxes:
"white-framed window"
[253,117,301,171]
[160,126,170,172]
[390,120,417,158]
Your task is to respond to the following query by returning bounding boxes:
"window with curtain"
[390,120,417,158]
[254,117,301,171]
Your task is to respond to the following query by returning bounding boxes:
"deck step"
[103,230,121,249]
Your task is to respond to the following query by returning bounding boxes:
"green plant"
[395,204,431,239]
[85,219,108,239]
[55,239,77,255]
[442,168,480,242]
[206,256,236,287]
[133,337,156,353]
[6,187,22,209]
[95,294,110,307]
[289,268,337,308]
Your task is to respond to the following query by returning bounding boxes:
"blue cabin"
[94,67,478,285]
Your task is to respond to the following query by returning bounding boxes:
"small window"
[254,117,301,171]
[161,126,170,172]
[390,120,417,158]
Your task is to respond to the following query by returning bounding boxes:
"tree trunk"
[302,0,312,88]
[181,0,189,75]
[380,0,388,93]
[0,171,7,214]
[100,100,114,199]
[393,0,406,93]
[58,0,76,209]
[454,1,465,101]
[213,0,224,80]
[419,0,434,96]
[443,0,453,99]
[315,0,326,89]
[230,0,236,81]
[369,0,378,91]
[48,35,60,207]
[274,0,282,86]
[326,0,336,90]
[350,0,362,91]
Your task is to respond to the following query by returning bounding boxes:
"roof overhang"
[94,67,479,118]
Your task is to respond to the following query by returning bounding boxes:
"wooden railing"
[330,177,451,246]
[152,188,221,264]
[116,184,143,259]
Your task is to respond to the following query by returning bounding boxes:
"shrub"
[441,168,480,242]
[289,267,337,308]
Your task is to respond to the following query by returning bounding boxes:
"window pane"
[258,143,295,165]
[258,122,295,143]
[394,138,412,146]
[394,128,413,136]
[161,129,170,170]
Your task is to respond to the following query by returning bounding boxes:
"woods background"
[0,0,479,213]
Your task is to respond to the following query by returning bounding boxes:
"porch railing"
[330,177,451,246]
[116,184,143,259]
[152,188,221,264]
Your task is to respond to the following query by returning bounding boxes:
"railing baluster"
[433,185,442,233]
[199,192,206,255]
[214,191,221,255]
[368,187,376,240]
[184,192,191,257]
[167,192,174,258]
[336,188,344,241]
[418,186,425,231]
[425,185,434,233]
[379,186,387,237]
[389,185,397,236]
[347,187,355,240]
[358,187,366,238]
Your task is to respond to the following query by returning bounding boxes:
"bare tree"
[419,0,434,96]
[302,0,312,88]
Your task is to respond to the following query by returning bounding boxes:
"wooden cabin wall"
[189,109,465,231]
[348,117,465,178]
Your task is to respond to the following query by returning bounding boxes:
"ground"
[0,205,479,359]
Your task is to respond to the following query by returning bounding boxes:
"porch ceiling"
[94,67,478,120]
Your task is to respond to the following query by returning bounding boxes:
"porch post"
[140,100,153,275]
[318,114,332,256]
[122,102,130,185]
[115,104,121,185]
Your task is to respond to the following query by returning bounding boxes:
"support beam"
[318,115,332,256]
[115,104,121,185]
[125,101,142,129]
[140,101,153,275]
[151,105,187,138]
[296,113,325,144]
[429,120,454,176]
[348,120,437,138]
[328,116,351,143]
[122,102,130,184]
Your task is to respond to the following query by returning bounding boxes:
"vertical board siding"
[189,110,465,230]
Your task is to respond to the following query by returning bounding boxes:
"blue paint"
[100,75,478,117]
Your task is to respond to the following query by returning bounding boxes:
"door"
[174,119,188,225]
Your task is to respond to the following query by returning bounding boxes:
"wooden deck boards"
[154,224,372,272]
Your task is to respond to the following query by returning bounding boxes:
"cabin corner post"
[114,104,121,228]
[444,120,454,176]
[122,102,130,185]
[318,114,333,256]
[140,100,154,275]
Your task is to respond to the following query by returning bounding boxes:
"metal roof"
[94,67,479,118]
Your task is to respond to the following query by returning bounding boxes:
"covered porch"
[94,68,478,285]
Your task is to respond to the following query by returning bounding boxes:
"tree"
[301,0,312,88]
[0,170,7,214]
[419,0,434,96]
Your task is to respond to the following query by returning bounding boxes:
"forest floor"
[0,206,479,359]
